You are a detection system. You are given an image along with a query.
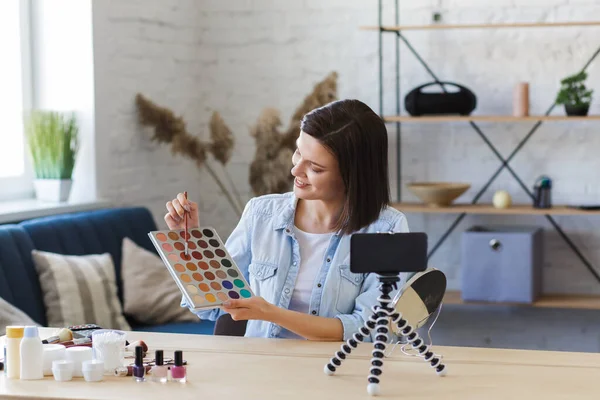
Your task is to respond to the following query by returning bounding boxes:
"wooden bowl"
[406,182,470,207]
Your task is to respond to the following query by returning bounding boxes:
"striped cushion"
[31,250,131,331]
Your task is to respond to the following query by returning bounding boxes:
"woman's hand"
[222,297,277,322]
[165,193,200,230]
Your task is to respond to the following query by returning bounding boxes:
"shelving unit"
[385,115,600,123]
[443,291,600,310]
[361,20,600,31]
[392,203,600,216]
[367,1,600,308]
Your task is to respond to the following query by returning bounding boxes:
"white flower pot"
[33,179,73,203]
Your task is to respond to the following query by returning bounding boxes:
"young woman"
[165,99,409,341]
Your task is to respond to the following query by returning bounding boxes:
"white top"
[279,226,333,339]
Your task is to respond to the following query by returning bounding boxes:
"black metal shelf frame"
[376,0,600,283]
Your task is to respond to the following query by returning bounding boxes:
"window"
[0,0,33,200]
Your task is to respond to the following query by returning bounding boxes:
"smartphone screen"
[350,232,428,275]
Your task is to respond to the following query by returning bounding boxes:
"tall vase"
[513,82,529,117]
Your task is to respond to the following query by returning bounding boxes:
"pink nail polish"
[150,350,168,383]
[170,350,186,383]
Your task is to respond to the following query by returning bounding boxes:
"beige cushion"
[31,250,131,330]
[121,237,197,325]
[0,296,40,335]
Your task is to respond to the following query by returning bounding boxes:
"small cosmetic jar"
[52,360,74,382]
[65,347,93,377]
[82,360,105,382]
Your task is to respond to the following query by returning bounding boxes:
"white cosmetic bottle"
[20,326,44,380]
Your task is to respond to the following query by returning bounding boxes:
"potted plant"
[24,110,79,202]
[555,71,593,116]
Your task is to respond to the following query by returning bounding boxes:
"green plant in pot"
[24,110,79,202]
[555,71,593,116]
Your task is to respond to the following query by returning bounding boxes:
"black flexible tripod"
[324,274,447,396]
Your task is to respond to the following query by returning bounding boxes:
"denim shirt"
[181,192,410,341]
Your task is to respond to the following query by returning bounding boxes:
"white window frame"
[0,0,35,201]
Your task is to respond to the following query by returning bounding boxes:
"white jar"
[52,360,74,382]
[20,326,44,380]
[5,326,24,379]
[82,360,105,382]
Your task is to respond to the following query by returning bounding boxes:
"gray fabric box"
[460,225,544,304]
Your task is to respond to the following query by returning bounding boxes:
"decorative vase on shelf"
[33,179,73,203]
[564,104,590,116]
[24,110,79,203]
[513,82,529,117]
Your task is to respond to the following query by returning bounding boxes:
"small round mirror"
[390,268,447,332]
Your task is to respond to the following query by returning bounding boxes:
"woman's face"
[291,131,345,202]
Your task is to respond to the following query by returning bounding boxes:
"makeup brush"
[184,191,189,255]
[42,328,73,344]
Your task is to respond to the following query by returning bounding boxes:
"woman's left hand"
[222,296,277,322]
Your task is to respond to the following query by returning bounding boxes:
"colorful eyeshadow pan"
[216,270,227,279]
[206,294,216,302]
[217,292,228,301]
[215,249,226,258]
[192,273,203,281]
[148,226,253,311]
[186,262,197,271]
[199,262,209,270]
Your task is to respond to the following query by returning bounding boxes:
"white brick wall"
[92,0,600,295]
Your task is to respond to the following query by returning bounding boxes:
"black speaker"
[405,81,477,116]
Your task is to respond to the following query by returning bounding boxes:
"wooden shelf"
[384,115,600,123]
[360,21,600,31]
[392,202,600,216]
[444,291,600,310]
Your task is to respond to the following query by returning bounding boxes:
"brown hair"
[300,99,390,235]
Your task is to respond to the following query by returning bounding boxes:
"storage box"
[460,225,543,304]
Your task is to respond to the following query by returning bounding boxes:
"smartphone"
[350,232,428,275]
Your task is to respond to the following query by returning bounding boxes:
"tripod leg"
[324,306,378,376]
[392,312,447,377]
[366,306,391,396]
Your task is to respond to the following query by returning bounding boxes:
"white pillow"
[31,250,131,331]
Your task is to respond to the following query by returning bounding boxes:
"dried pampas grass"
[135,94,243,216]
[249,72,338,196]
[134,71,339,213]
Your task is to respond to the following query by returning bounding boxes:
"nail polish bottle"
[150,350,167,383]
[170,350,186,383]
[132,346,145,382]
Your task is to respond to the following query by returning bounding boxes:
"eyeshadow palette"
[148,227,253,311]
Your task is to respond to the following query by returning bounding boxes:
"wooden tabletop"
[1,328,599,399]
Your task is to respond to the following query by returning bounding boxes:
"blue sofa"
[0,206,216,335]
